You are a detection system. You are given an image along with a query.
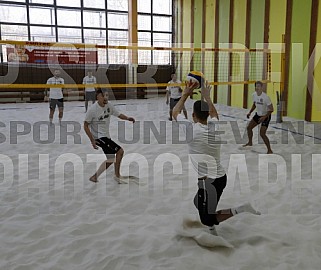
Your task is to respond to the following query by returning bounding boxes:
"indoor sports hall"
[1,1,321,269]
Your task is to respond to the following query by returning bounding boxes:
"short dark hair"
[193,100,209,121]
[95,88,104,99]
[255,81,263,87]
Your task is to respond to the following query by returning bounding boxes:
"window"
[153,33,171,47]
[109,30,128,45]
[84,38,106,46]
[84,29,106,39]
[138,0,151,13]
[5,0,25,2]
[58,27,82,43]
[153,16,171,32]
[153,0,172,15]
[0,0,173,65]
[57,9,81,27]
[56,0,81,8]
[138,32,151,46]
[1,25,28,40]
[83,0,105,9]
[138,32,151,64]
[107,0,128,11]
[31,36,56,42]
[108,13,128,29]
[58,36,82,43]
[83,11,105,28]
[138,15,151,31]
[29,7,54,25]
[30,26,55,37]
[153,33,171,64]
[108,30,128,63]
[30,0,54,4]
[97,49,107,64]
[137,0,173,64]
[0,4,27,23]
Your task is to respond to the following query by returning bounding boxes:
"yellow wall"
[204,0,216,82]
[177,0,319,121]
[231,0,247,108]
[182,0,191,45]
[175,0,182,77]
[287,0,312,119]
[194,0,203,50]
[247,0,265,108]
[191,0,204,100]
[205,0,216,46]
[204,0,216,101]
[180,0,192,81]
[176,0,181,44]
[266,0,287,115]
[217,0,230,104]
[311,2,321,121]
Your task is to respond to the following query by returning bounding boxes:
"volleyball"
[186,71,204,89]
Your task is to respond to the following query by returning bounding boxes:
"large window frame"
[0,0,173,64]
[137,0,173,65]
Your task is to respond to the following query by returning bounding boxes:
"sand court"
[1,97,321,269]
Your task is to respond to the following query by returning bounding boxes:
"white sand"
[1,97,321,269]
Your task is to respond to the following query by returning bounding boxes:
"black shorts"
[253,113,271,127]
[95,137,121,159]
[193,174,227,226]
[85,91,96,101]
[169,97,181,109]
[49,98,64,109]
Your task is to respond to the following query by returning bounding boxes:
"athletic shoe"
[208,225,218,235]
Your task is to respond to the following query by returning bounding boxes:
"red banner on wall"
[7,45,97,64]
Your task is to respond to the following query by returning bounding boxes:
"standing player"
[243,81,274,154]
[166,72,188,121]
[83,70,97,112]
[45,69,64,125]
[173,81,260,235]
[84,89,135,183]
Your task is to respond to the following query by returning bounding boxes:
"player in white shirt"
[165,73,187,121]
[173,81,260,235]
[45,69,64,125]
[84,89,135,183]
[243,81,274,154]
[83,70,97,112]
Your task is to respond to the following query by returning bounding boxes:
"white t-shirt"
[85,102,120,139]
[166,80,182,99]
[177,114,226,179]
[252,92,272,116]
[46,76,64,99]
[83,75,97,92]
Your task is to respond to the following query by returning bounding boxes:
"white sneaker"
[113,176,128,184]
[208,226,217,235]
[235,203,261,215]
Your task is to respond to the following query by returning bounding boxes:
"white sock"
[231,203,261,216]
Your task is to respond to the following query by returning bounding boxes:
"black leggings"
[193,174,227,226]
